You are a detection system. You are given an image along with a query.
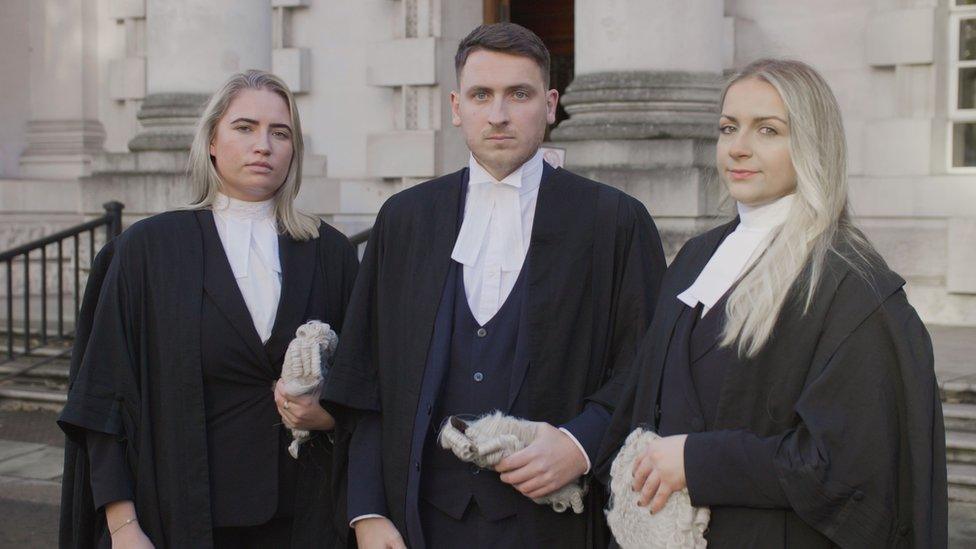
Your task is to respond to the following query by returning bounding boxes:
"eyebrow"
[229,117,292,131]
[467,83,537,94]
[720,114,788,124]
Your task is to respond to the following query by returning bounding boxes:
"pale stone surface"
[273,47,311,94]
[863,118,934,176]
[0,445,63,481]
[949,218,976,295]
[367,131,437,178]
[0,0,30,178]
[574,0,724,74]
[865,8,935,67]
[367,38,438,87]
[146,0,271,95]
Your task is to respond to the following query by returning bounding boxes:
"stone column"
[85,0,272,217]
[551,0,725,254]
[18,0,105,179]
[129,0,273,151]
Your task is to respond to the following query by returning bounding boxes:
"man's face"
[452,49,557,180]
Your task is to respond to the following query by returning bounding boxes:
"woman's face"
[717,77,797,206]
[209,88,294,202]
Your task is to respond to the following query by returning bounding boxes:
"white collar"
[736,193,795,231]
[677,193,796,314]
[451,150,544,270]
[466,149,544,196]
[212,193,281,277]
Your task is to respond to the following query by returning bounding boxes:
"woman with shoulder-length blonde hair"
[597,58,948,547]
[59,70,357,548]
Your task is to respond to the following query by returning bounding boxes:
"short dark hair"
[455,23,551,86]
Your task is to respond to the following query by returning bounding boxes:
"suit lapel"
[264,232,317,365]
[196,210,270,367]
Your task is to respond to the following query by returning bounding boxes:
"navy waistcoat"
[420,263,528,522]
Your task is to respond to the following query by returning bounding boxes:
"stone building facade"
[0,0,974,326]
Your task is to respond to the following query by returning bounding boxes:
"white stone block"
[723,17,736,71]
[108,57,146,100]
[367,130,436,178]
[273,47,311,94]
[863,118,932,176]
[109,0,145,20]
[367,38,437,87]
[865,8,934,67]
[949,217,976,294]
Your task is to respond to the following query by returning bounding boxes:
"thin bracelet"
[110,517,138,536]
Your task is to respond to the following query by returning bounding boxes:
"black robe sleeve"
[85,431,134,510]
[583,195,665,412]
[58,239,124,549]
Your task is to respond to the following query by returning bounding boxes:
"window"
[949,2,976,170]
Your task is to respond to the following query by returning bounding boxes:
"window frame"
[947,5,976,173]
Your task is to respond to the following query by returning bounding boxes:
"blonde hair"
[720,59,875,358]
[186,70,319,241]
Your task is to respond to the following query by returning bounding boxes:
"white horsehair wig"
[720,59,876,358]
[186,69,319,241]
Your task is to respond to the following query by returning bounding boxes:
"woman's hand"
[274,379,336,431]
[631,434,688,513]
[106,500,154,548]
[111,522,155,549]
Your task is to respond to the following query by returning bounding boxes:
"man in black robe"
[323,23,666,548]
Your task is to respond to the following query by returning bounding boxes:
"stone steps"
[945,403,976,433]
[949,463,976,504]
[0,354,70,410]
[947,431,976,466]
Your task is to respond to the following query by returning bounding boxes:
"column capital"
[551,71,723,141]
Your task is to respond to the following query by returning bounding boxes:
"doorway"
[484,0,574,129]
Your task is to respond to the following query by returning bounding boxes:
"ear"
[450,90,462,128]
[546,89,559,125]
[209,138,216,157]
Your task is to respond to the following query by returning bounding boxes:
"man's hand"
[495,422,588,499]
[353,516,406,549]
[631,434,687,513]
[274,379,336,431]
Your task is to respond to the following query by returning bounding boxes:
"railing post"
[103,201,125,238]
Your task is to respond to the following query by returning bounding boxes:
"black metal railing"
[0,201,124,367]
[349,228,371,257]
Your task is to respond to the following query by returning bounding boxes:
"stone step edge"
[0,385,67,404]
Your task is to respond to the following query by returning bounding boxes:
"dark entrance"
[484,0,574,130]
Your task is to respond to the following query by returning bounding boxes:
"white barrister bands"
[280,320,338,458]
[607,428,710,548]
[437,411,587,514]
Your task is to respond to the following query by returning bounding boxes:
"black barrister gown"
[323,166,666,547]
[58,210,358,548]
[597,219,949,548]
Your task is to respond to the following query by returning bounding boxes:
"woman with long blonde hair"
[598,59,947,547]
[59,70,357,548]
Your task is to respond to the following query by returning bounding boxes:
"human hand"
[274,379,335,431]
[353,516,406,549]
[111,522,154,549]
[631,434,688,513]
[496,422,588,499]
